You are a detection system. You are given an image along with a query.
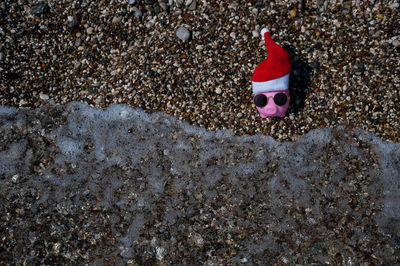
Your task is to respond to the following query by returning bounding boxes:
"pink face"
[253,90,290,118]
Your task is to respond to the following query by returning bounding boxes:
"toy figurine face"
[253,90,290,118]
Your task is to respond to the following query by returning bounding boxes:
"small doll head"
[252,29,291,118]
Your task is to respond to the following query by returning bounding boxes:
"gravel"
[0,0,399,142]
[0,2,399,262]
[0,102,399,264]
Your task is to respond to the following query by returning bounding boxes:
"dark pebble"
[311,61,319,68]
[314,42,323,50]
[89,88,98,94]
[372,118,380,125]
[67,18,79,29]
[32,3,50,16]
[4,72,22,80]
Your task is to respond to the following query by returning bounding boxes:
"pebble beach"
[0,0,399,141]
[1,0,400,265]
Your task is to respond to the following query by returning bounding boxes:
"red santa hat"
[252,28,291,94]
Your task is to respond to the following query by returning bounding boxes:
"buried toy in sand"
[252,29,291,118]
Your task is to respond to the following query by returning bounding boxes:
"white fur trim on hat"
[252,73,290,94]
[261,28,269,39]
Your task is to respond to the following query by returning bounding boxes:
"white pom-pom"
[261,28,269,39]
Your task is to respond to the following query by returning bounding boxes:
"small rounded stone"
[32,3,50,16]
[112,16,121,24]
[390,3,399,9]
[160,2,168,10]
[67,16,79,29]
[86,27,94,34]
[288,9,297,18]
[187,0,197,10]
[134,9,143,18]
[11,174,19,183]
[40,93,49,101]
[176,26,191,41]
